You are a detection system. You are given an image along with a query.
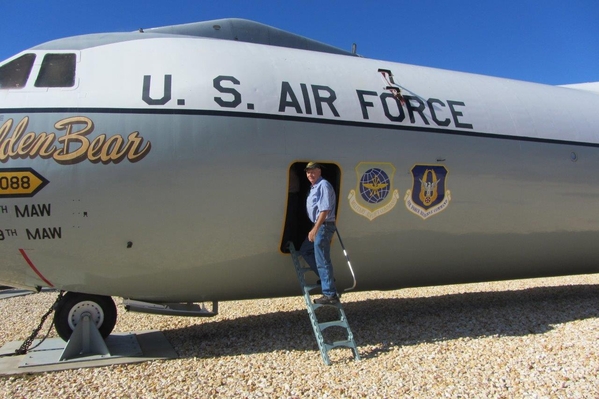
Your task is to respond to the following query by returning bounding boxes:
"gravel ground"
[1,274,599,398]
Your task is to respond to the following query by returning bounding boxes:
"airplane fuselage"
[2,23,599,304]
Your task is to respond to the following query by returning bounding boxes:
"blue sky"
[1,0,598,85]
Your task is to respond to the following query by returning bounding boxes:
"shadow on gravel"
[163,284,599,360]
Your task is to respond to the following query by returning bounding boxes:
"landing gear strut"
[53,292,117,341]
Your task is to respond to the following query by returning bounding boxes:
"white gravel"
[1,274,599,398]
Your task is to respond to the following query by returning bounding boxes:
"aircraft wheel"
[54,292,117,341]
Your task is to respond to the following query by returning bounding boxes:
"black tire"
[54,292,117,341]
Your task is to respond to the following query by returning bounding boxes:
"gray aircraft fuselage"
[1,19,599,304]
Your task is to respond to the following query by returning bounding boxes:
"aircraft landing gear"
[54,292,117,341]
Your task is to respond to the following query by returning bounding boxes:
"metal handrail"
[335,227,357,291]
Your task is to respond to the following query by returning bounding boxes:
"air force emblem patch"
[348,162,399,221]
[405,164,451,219]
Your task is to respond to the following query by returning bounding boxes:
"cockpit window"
[35,53,76,88]
[0,53,36,89]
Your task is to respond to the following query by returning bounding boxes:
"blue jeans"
[299,223,337,297]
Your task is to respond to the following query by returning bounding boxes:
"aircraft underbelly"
[1,113,599,301]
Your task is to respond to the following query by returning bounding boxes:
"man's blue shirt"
[306,177,336,223]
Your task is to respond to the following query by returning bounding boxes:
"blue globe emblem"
[359,168,390,204]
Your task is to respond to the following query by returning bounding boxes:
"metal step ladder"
[288,242,360,365]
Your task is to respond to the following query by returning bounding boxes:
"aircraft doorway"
[280,162,341,253]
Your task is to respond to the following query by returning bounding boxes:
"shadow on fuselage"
[161,283,599,360]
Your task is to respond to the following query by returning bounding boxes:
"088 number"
[0,176,31,191]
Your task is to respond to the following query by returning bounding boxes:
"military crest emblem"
[405,165,451,219]
[348,162,399,221]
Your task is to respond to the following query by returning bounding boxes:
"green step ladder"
[288,242,360,365]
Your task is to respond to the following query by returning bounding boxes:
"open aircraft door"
[280,162,341,253]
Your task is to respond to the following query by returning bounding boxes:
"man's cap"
[304,162,322,170]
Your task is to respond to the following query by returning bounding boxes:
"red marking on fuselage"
[18,249,54,287]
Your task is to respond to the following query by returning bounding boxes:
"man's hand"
[308,227,317,242]
[309,210,329,242]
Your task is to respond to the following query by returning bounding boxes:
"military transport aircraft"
[1,18,599,341]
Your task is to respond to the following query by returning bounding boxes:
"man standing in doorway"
[300,162,339,304]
